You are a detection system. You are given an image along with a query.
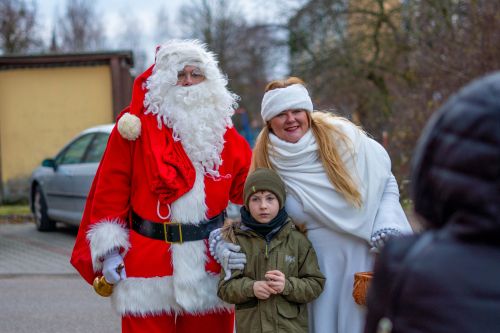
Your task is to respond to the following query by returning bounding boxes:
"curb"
[0,214,34,224]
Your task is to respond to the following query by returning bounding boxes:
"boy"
[217,168,325,333]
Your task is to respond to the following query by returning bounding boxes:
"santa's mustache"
[169,82,213,108]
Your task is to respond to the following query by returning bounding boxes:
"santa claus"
[71,39,251,333]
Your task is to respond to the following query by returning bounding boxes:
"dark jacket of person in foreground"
[364,72,500,333]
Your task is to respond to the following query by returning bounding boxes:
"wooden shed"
[0,51,134,202]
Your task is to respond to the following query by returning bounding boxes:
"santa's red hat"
[117,39,225,140]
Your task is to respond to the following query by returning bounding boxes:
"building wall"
[0,65,114,201]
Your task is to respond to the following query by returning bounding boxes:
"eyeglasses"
[177,67,205,82]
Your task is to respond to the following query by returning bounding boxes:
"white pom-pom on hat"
[117,112,141,140]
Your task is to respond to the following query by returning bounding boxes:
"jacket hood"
[411,72,500,238]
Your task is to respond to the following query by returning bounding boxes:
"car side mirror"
[42,158,57,170]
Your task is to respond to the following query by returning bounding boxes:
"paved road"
[0,214,420,333]
[0,222,121,333]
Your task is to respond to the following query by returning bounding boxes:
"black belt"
[131,211,226,244]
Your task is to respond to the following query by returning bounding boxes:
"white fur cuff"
[87,219,130,272]
[261,84,313,122]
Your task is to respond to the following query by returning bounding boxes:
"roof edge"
[0,50,134,68]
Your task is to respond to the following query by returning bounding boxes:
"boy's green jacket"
[218,220,325,333]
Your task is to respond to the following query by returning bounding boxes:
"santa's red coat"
[71,68,252,316]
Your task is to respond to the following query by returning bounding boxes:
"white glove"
[209,228,247,280]
[208,228,223,261]
[369,228,402,253]
[102,249,126,284]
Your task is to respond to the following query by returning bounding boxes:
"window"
[56,134,95,165]
[83,133,109,163]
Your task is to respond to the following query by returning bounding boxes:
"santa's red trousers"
[122,311,234,333]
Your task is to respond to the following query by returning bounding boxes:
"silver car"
[30,124,113,231]
[29,123,241,231]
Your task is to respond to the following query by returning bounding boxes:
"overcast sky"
[34,0,284,68]
[34,1,282,44]
[36,0,189,39]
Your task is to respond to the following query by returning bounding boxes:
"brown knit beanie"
[244,168,286,209]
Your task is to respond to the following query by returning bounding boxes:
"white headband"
[261,84,314,122]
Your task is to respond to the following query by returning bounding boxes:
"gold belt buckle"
[163,221,183,244]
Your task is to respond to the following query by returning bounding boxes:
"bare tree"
[177,0,286,139]
[388,0,500,192]
[154,6,171,44]
[178,0,241,68]
[57,0,105,52]
[112,11,148,74]
[286,0,500,198]
[0,0,42,54]
[288,0,409,127]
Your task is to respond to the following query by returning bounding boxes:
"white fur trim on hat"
[261,84,314,122]
[150,39,225,86]
[117,112,141,140]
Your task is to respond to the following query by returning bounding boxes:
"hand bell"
[93,276,114,297]
[92,263,124,297]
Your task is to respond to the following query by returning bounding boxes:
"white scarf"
[269,118,391,242]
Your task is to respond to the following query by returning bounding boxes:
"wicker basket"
[352,271,373,306]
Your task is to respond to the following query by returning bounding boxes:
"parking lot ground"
[0,208,421,333]
[0,221,120,333]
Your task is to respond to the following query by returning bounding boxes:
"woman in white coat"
[212,77,412,333]
[257,76,414,333]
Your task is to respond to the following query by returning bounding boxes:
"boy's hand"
[265,270,285,294]
[253,281,276,300]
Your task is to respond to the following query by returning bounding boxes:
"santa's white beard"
[144,81,237,178]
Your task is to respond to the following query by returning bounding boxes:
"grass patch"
[0,204,31,216]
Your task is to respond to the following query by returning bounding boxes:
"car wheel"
[33,186,56,231]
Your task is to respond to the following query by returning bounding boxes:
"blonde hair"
[252,78,362,207]
[220,220,237,243]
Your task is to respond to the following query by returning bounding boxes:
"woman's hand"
[253,281,276,299]
[370,228,402,253]
[265,270,286,294]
